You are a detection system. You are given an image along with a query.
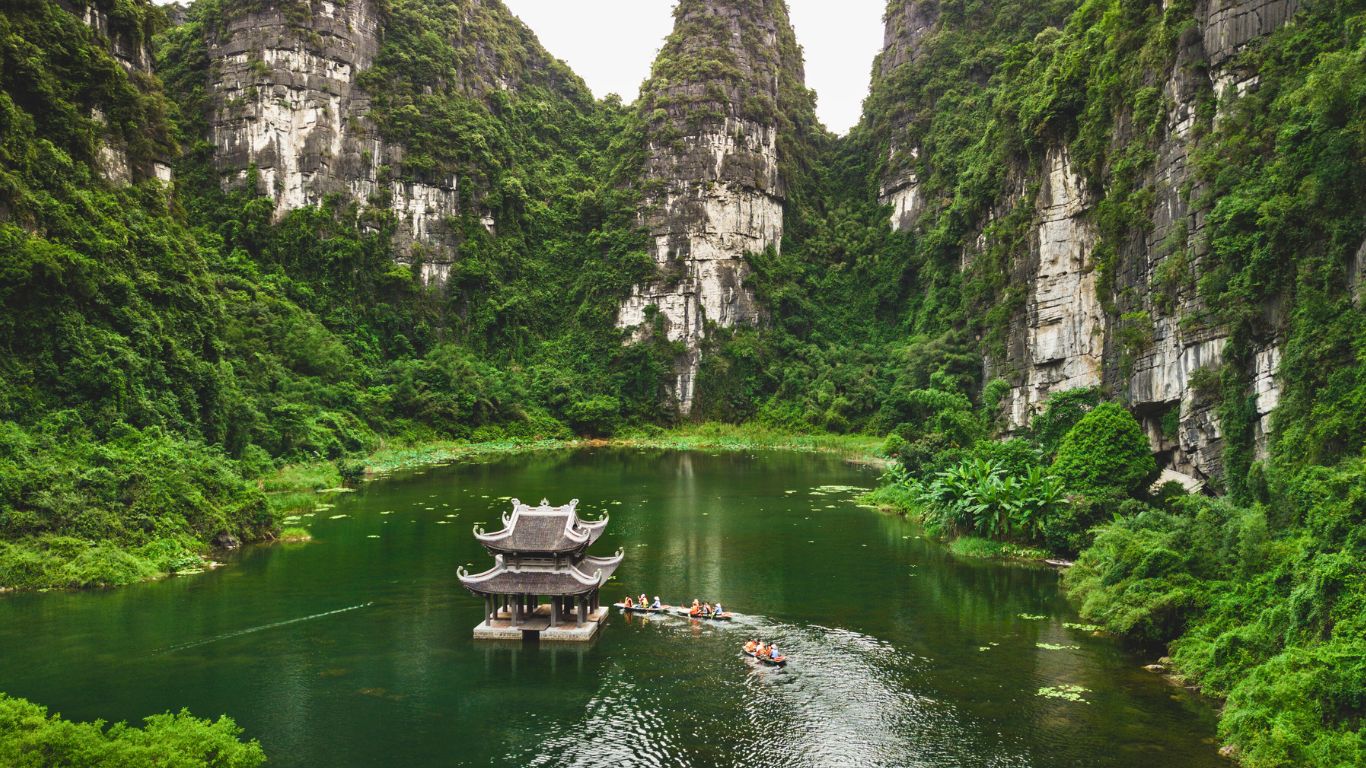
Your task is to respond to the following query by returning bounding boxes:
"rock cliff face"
[877,0,1303,483]
[1110,0,1299,477]
[206,0,462,281]
[204,0,569,283]
[618,0,809,414]
[209,0,383,217]
[1004,147,1105,429]
[72,0,173,185]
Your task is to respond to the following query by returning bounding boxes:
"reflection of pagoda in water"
[458,499,622,641]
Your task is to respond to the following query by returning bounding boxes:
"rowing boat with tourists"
[614,594,731,619]
[742,638,786,666]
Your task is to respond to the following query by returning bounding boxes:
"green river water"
[0,449,1226,767]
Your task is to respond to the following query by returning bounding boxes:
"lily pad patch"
[1037,684,1090,703]
[1064,622,1103,632]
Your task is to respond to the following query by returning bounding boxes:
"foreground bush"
[1066,460,1366,767]
[0,694,265,767]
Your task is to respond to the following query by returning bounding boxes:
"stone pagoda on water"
[458,498,622,641]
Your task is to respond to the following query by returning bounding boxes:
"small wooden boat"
[743,648,787,667]
[671,607,733,621]
[613,602,668,614]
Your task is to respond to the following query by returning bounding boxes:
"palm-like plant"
[925,457,1069,543]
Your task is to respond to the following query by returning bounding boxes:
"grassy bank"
[353,423,885,476]
[0,424,882,592]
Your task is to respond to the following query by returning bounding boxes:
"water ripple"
[508,614,1035,768]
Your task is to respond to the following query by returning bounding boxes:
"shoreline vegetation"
[0,423,884,595]
[0,693,266,767]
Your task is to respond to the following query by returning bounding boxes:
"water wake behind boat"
[155,602,374,655]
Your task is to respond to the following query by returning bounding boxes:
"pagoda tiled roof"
[457,550,623,596]
[473,498,608,554]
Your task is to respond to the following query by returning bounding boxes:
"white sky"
[502,1,886,134]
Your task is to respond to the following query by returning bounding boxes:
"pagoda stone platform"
[473,605,610,642]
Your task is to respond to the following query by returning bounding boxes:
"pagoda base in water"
[473,605,609,642]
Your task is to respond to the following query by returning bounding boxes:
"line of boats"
[612,600,788,666]
[612,601,733,620]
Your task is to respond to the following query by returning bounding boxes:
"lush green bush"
[1051,402,1157,499]
[1029,388,1103,459]
[1067,459,1366,766]
[0,693,265,767]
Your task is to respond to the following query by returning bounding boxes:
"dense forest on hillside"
[0,0,1362,765]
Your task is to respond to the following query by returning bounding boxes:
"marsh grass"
[277,527,312,543]
[948,536,1050,561]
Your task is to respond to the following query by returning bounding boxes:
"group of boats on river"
[613,593,788,666]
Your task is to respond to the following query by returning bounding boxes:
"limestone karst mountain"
[4,0,1357,489]
[616,0,820,414]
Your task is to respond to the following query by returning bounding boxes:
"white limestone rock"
[1007,147,1104,429]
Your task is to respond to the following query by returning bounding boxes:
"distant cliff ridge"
[204,0,587,285]
[166,0,1337,484]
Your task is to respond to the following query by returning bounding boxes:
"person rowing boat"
[742,639,787,666]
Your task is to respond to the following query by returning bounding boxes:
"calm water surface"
[0,449,1225,767]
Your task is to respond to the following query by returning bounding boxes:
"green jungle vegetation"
[0,0,1362,765]
[0,693,265,767]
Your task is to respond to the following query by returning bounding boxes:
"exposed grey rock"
[1202,0,1301,73]
[618,0,801,415]
[74,1,152,72]
[1004,146,1105,429]
[72,2,173,185]
[1352,237,1366,306]
[878,0,942,77]
[208,0,461,276]
[878,0,1303,484]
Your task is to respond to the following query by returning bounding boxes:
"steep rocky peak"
[877,0,941,78]
[619,0,815,416]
